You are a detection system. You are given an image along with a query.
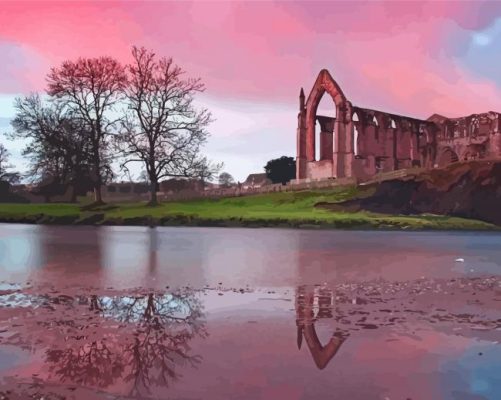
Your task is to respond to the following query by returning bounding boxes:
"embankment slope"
[317,160,501,226]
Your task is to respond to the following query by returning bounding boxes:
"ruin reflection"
[1,289,207,397]
[296,285,348,370]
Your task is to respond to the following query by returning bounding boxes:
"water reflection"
[3,226,501,292]
[100,227,209,289]
[22,226,105,288]
[23,226,184,289]
[294,278,501,371]
[296,285,347,370]
[148,228,159,273]
[1,289,207,397]
[0,225,44,276]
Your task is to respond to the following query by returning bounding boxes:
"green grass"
[0,185,497,230]
[0,203,81,217]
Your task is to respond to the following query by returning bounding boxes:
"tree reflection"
[295,285,348,370]
[46,340,123,389]
[32,225,105,287]
[148,228,158,274]
[6,289,206,397]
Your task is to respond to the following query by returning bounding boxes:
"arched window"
[470,119,478,137]
[315,119,321,161]
[390,119,397,129]
[352,112,360,122]
[315,93,337,161]
[354,126,360,156]
[317,93,337,119]
[373,116,379,141]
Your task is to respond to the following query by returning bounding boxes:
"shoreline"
[0,213,498,232]
[0,185,498,232]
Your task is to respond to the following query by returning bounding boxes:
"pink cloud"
[1,1,501,118]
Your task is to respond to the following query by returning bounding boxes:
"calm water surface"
[0,224,500,399]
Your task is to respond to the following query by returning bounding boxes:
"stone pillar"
[410,132,420,164]
[366,155,377,176]
[345,122,354,178]
[320,131,333,160]
[332,104,353,178]
[389,128,398,170]
[306,117,315,162]
[489,132,501,158]
[296,110,307,179]
[409,131,414,161]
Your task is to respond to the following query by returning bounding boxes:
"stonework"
[296,69,501,181]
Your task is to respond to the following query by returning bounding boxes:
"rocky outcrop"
[317,161,501,225]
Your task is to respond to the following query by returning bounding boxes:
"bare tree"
[47,57,127,204]
[0,142,20,184]
[119,46,221,206]
[9,94,97,202]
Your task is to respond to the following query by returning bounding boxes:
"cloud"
[2,1,501,178]
[2,1,501,112]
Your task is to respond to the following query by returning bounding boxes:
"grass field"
[0,185,497,230]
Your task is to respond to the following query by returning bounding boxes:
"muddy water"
[0,224,500,399]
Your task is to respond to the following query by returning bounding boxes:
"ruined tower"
[296,69,501,181]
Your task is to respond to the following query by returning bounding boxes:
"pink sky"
[1,1,501,180]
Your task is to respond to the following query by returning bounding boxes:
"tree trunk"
[69,185,77,203]
[148,180,158,206]
[94,183,104,204]
[92,160,104,205]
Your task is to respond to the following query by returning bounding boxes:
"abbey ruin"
[296,69,501,180]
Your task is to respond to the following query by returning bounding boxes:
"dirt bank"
[318,160,501,225]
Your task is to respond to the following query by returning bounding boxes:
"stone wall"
[306,159,333,179]
[98,176,358,203]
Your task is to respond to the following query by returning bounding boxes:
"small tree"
[47,56,127,204]
[264,156,296,185]
[119,47,220,205]
[218,172,235,188]
[0,143,20,184]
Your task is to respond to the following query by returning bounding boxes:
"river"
[0,224,500,399]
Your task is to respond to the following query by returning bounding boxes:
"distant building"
[159,178,205,193]
[242,173,272,189]
[105,182,149,195]
[203,182,220,191]
[10,184,28,192]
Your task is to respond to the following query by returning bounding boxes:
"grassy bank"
[0,186,497,230]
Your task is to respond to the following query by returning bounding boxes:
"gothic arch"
[305,70,348,162]
[305,69,347,111]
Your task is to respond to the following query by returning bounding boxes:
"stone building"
[242,173,271,189]
[159,178,205,193]
[296,69,501,181]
